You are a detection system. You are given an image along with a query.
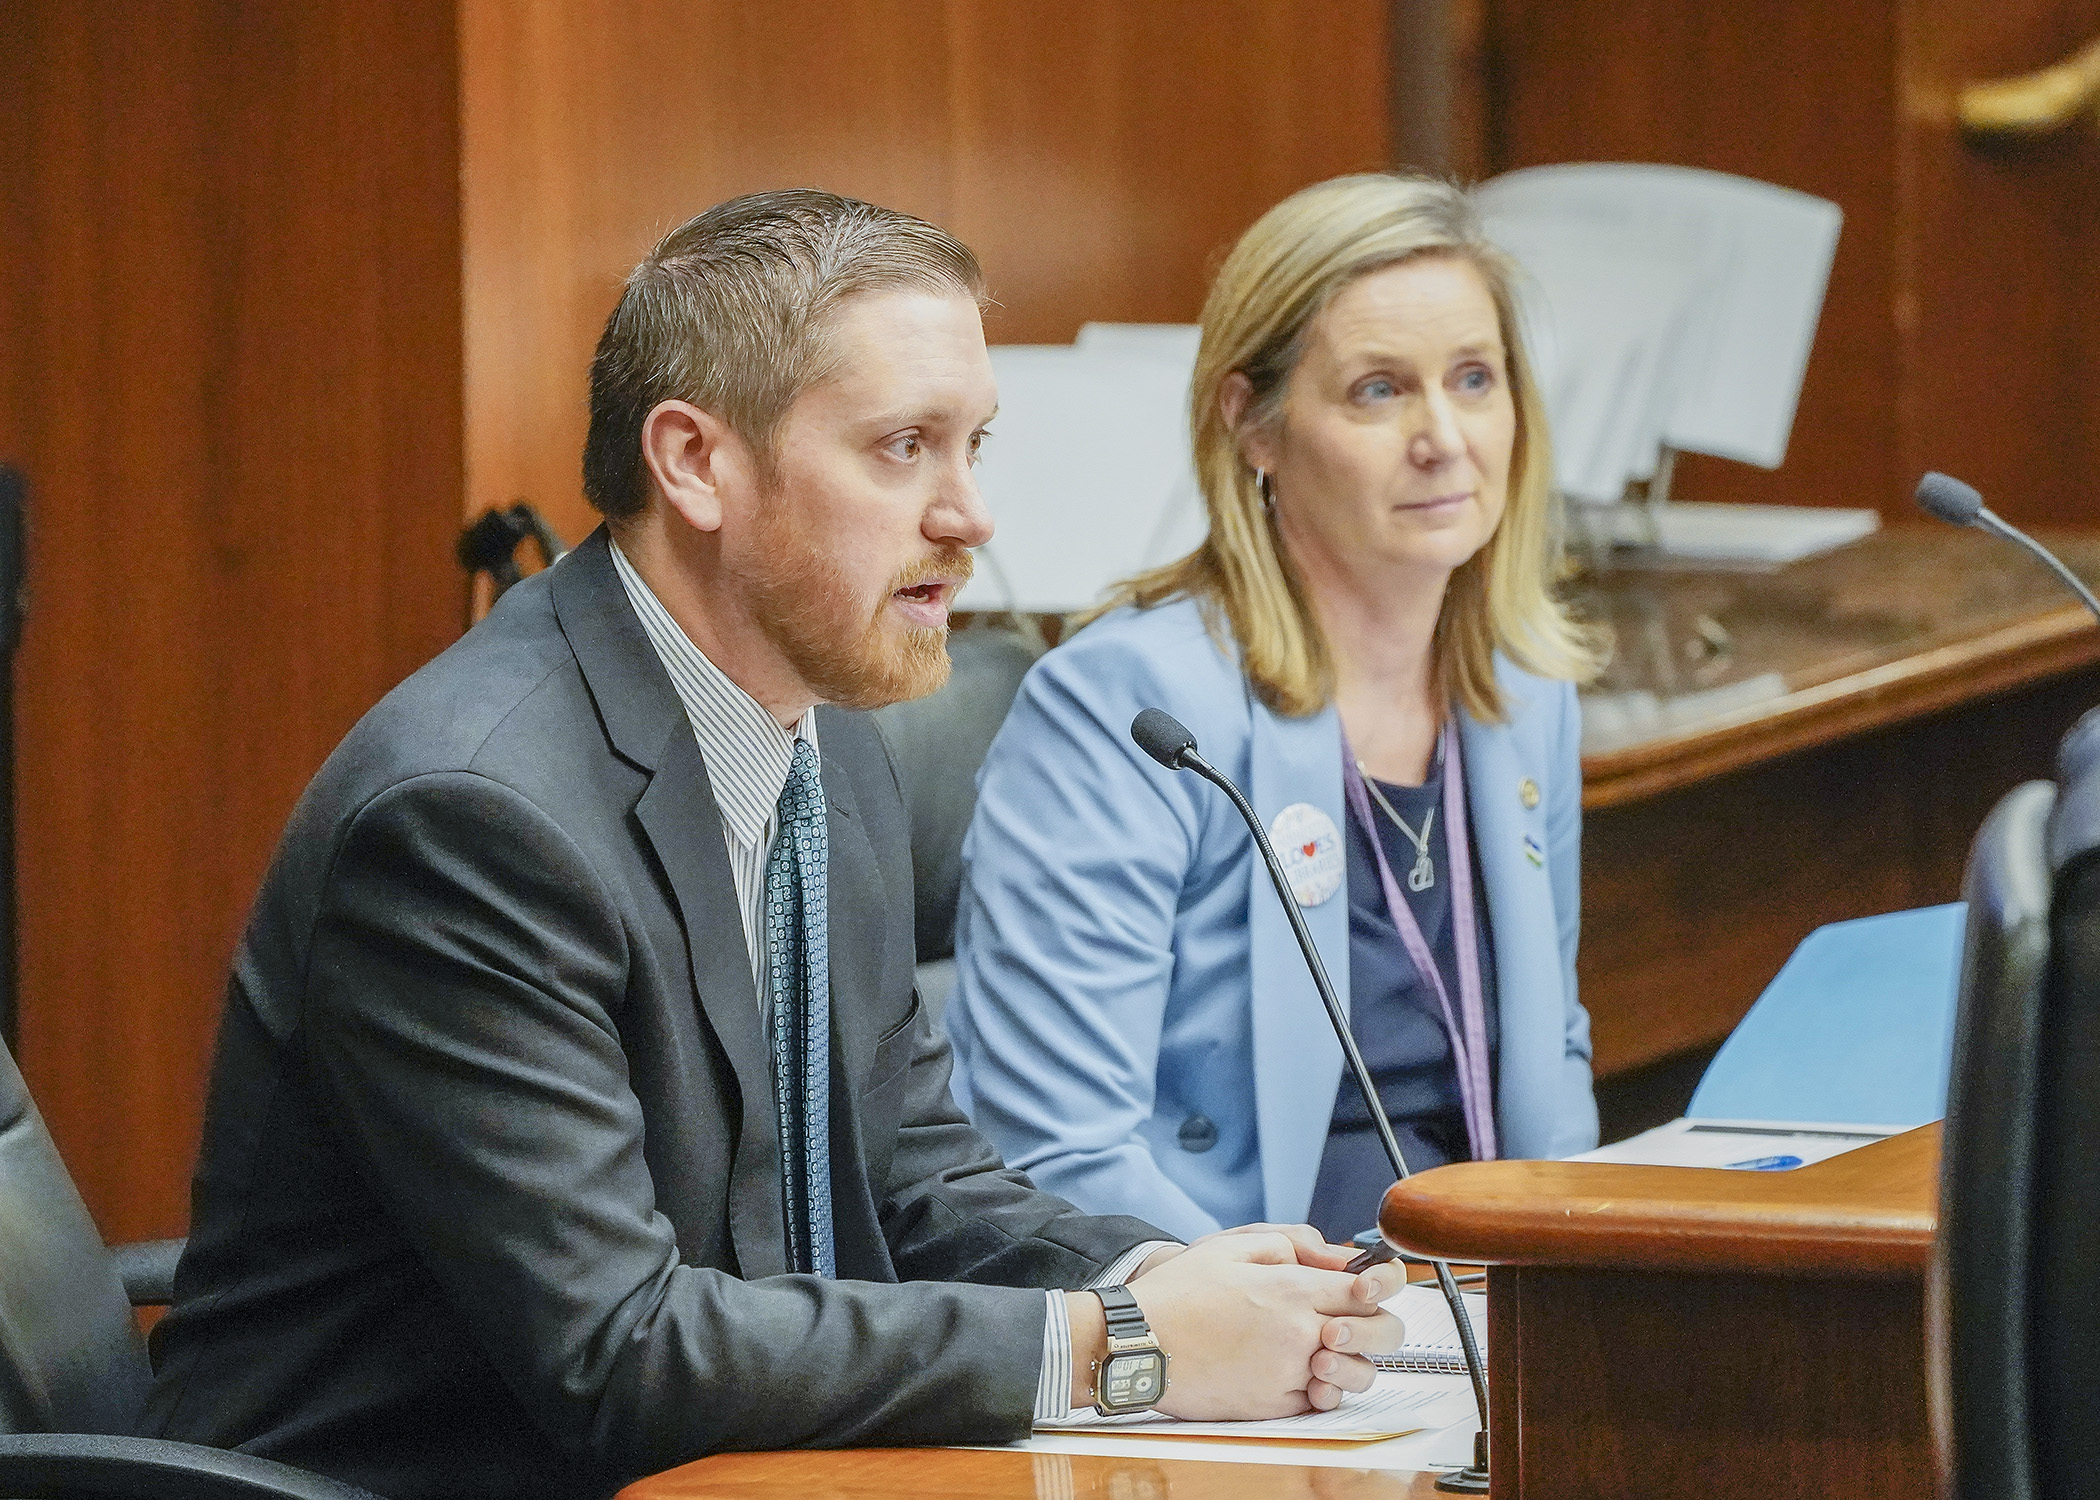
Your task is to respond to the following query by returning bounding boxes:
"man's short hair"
[581,189,987,520]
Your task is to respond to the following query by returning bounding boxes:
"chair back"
[871,626,1039,968]
[0,1041,151,1435]
[1933,705,2100,1499]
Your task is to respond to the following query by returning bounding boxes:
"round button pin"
[1519,778,1541,810]
[1269,802,1343,906]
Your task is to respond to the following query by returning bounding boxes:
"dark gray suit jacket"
[143,532,1159,1499]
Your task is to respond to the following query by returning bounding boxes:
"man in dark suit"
[144,190,1405,1499]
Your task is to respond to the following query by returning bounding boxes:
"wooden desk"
[1573,527,2100,1092]
[622,1272,1483,1497]
[1575,528,2100,808]
[1382,1126,1941,1499]
[616,1135,1937,1500]
[624,1448,1452,1498]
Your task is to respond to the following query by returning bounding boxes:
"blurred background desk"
[1574,525,2100,1133]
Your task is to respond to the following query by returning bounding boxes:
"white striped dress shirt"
[611,539,812,992]
[608,539,1168,1421]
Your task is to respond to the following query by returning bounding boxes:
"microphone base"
[1434,1430,1491,1493]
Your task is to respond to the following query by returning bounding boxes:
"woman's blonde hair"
[1085,172,1604,722]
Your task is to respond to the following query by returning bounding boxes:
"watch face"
[1101,1349,1165,1410]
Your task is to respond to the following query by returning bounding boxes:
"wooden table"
[1381,1125,1941,1499]
[1572,526,2100,1101]
[618,1147,1939,1499]
[622,1262,1485,1497]
[623,1448,1453,1498]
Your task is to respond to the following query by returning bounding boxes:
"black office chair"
[1932,706,2100,1500]
[0,1040,381,1498]
[870,624,1041,1018]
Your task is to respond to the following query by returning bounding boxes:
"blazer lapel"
[551,531,788,1277]
[1244,694,1350,1223]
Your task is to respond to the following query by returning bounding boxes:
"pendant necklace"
[1357,765,1436,892]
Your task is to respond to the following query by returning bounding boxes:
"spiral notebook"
[1371,1284,1489,1375]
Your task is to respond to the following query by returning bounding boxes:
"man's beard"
[738,510,973,711]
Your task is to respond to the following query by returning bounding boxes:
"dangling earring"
[1254,467,1275,515]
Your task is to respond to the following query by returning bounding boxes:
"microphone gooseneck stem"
[1184,752,1407,1181]
[1180,747,1492,1437]
[1978,509,2100,627]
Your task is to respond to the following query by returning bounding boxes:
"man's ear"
[640,399,735,533]
[1218,372,1277,473]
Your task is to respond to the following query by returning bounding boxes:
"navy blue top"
[1306,760,1499,1242]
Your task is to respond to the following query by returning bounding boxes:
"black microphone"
[1916,472,2100,626]
[1131,706,1491,1494]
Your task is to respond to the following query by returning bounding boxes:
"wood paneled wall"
[1900,0,2100,529]
[1488,0,1904,517]
[1481,0,2100,525]
[34,0,2078,1237]
[0,3,465,1239]
[461,0,1392,547]
[5,0,1390,1239]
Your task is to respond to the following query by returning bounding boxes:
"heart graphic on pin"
[1269,802,1343,907]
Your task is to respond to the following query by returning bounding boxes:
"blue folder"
[1686,903,1967,1127]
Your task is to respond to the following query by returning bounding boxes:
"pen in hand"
[1344,1239,1401,1275]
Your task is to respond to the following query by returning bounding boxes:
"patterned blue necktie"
[764,739,834,1277]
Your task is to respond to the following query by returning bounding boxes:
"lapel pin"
[1523,834,1545,867]
[1519,778,1541,810]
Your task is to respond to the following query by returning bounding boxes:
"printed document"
[1573,1116,1900,1170]
[1037,1381,1476,1444]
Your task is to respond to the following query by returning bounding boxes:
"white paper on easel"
[1480,211,1708,504]
[970,342,1206,614]
[1075,321,1203,367]
[1476,164,1842,472]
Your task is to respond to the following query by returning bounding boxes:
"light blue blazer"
[945,597,1598,1242]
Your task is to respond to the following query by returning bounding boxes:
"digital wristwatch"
[1089,1284,1168,1414]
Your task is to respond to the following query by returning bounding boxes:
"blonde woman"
[945,174,1605,1244]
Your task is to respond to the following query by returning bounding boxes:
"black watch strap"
[1093,1284,1151,1339]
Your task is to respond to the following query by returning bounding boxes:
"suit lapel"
[813,730,898,1274]
[551,531,788,1277]
[818,735,891,1096]
[634,733,787,1277]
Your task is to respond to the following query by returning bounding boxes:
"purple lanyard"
[1339,722,1498,1161]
